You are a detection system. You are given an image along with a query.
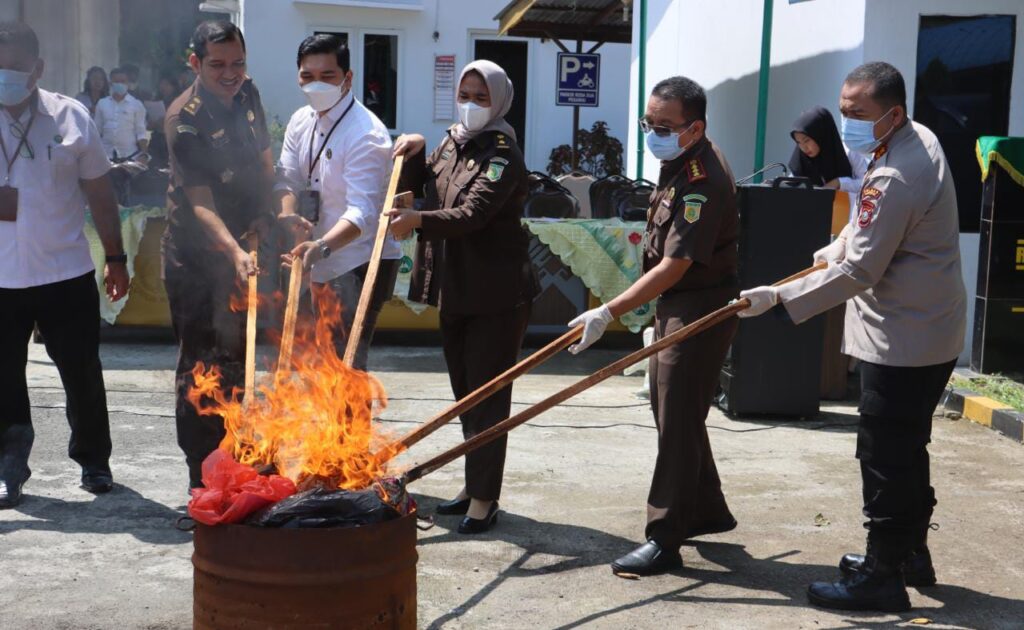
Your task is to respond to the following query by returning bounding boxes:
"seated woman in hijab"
[388,60,539,535]
[789,106,868,224]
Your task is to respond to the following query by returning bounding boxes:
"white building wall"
[240,0,631,171]
[628,0,866,181]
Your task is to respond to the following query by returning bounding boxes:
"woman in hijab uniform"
[389,60,539,534]
[790,106,869,224]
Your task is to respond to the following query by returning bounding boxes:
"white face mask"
[458,101,491,131]
[302,81,345,112]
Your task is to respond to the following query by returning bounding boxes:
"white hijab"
[450,59,517,145]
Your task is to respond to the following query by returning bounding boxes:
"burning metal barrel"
[192,511,418,629]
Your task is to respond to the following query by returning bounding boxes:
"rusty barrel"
[193,511,417,629]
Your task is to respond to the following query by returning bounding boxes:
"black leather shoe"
[435,496,471,515]
[81,469,114,494]
[839,547,936,587]
[808,561,911,612]
[0,479,24,509]
[611,540,683,576]
[457,502,498,534]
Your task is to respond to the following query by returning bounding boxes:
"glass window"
[363,33,398,130]
[915,15,1016,232]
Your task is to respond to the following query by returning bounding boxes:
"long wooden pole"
[403,262,826,484]
[243,233,259,406]
[343,154,405,367]
[379,325,584,461]
[276,260,303,377]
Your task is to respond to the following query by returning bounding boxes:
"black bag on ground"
[245,487,399,528]
[524,171,579,218]
[613,179,656,222]
[589,174,632,219]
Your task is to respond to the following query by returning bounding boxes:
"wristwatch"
[105,253,128,264]
[316,239,331,259]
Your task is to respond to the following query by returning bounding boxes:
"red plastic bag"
[188,449,296,525]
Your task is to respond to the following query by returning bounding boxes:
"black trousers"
[857,358,956,550]
[439,302,531,502]
[311,258,400,372]
[0,272,112,484]
[646,286,738,547]
[164,261,245,488]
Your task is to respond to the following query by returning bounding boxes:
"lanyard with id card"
[299,98,355,224]
[0,106,37,222]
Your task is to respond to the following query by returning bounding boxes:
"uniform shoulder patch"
[176,124,198,136]
[485,159,507,182]
[686,159,707,183]
[182,95,202,116]
[681,193,707,224]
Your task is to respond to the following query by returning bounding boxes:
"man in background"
[94,66,148,162]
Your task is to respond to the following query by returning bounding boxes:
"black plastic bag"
[246,487,398,528]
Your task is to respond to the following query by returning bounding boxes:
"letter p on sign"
[561,56,580,82]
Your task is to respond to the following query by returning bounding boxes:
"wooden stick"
[276,259,303,377]
[244,233,259,406]
[343,154,405,367]
[379,325,584,461]
[403,262,826,484]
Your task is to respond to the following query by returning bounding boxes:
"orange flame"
[188,285,401,490]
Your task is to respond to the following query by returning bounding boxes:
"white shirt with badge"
[276,91,400,284]
[94,93,148,159]
[0,89,112,289]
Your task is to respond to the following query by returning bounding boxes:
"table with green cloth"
[976,136,1024,187]
[86,209,654,332]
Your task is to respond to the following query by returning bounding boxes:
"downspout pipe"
[752,0,774,182]
[635,0,647,180]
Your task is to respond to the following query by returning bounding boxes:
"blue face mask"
[644,121,695,161]
[110,82,129,97]
[0,68,33,107]
[841,107,895,155]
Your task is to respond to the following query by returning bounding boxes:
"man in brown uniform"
[740,62,966,612]
[569,76,740,574]
[162,21,275,490]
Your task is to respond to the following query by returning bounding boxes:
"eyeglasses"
[639,117,691,138]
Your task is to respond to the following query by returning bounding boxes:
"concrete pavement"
[1,339,1022,629]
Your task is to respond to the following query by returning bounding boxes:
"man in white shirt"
[276,34,400,371]
[94,66,148,161]
[0,22,129,508]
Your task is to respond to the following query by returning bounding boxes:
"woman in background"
[75,66,108,116]
[790,106,868,224]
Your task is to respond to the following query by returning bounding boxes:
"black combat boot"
[808,537,912,612]
[839,525,936,586]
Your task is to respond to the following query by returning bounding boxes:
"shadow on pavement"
[413,494,1022,630]
[0,484,190,546]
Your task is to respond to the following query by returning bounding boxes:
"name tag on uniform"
[0,185,18,222]
[660,187,676,209]
[210,129,229,148]
[298,189,321,224]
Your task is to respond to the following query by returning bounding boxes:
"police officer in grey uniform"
[739,62,967,612]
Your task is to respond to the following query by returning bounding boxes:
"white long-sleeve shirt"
[276,92,400,283]
[93,94,147,159]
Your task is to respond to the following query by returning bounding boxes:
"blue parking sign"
[557,53,600,107]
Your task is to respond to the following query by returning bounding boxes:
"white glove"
[813,237,847,265]
[737,286,779,318]
[567,305,614,354]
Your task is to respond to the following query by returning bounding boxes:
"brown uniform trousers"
[642,136,740,547]
[402,128,539,501]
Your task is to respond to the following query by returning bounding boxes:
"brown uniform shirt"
[402,129,538,315]
[162,78,272,268]
[644,136,739,293]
